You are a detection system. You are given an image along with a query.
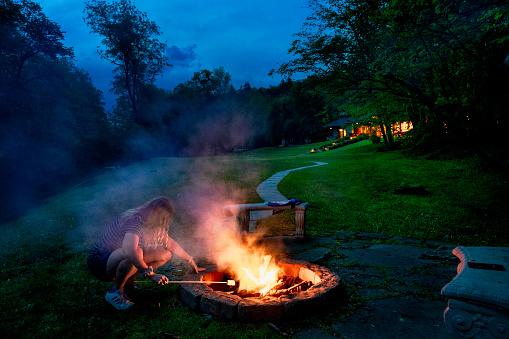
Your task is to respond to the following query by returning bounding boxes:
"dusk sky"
[37,0,311,109]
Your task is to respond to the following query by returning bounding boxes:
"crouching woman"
[87,196,204,310]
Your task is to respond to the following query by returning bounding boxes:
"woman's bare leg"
[143,246,172,269]
[106,247,172,290]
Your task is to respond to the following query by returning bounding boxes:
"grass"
[276,141,508,246]
[1,140,508,338]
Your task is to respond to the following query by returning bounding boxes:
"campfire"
[177,220,344,321]
[200,257,314,298]
[178,254,343,322]
[207,229,320,297]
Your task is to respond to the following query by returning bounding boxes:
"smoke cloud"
[0,103,267,266]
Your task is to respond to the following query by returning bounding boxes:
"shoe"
[105,288,134,310]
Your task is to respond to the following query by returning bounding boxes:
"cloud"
[166,44,200,68]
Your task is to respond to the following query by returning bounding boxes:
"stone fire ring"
[177,258,345,322]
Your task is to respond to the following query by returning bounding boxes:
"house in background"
[391,121,413,137]
[323,116,413,140]
[323,116,369,140]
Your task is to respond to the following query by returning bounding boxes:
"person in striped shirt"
[87,196,204,310]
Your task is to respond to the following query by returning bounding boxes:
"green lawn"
[274,141,508,246]
[1,140,507,338]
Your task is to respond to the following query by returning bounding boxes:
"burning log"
[237,290,261,298]
[267,280,311,298]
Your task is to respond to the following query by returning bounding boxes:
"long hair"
[121,196,174,247]
[138,196,174,227]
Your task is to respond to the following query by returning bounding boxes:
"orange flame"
[240,255,280,296]
[212,227,282,296]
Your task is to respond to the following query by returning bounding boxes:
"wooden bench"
[224,202,309,237]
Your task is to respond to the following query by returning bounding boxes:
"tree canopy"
[276,0,509,161]
[83,0,170,123]
[1,0,73,81]
[0,0,111,222]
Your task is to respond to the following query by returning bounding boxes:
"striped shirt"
[88,213,146,261]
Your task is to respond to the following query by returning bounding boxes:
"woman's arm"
[165,237,191,262]
[123,232,169,284]
[166,237,205,273]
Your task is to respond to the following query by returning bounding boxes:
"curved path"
[210,161,328,234]
[249,161,328,231]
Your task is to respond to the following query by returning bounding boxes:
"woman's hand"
[150,273,169,285]
[188,258,206,273]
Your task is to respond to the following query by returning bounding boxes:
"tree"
[83,0,170,123]
[0,1,112,223]
[180,66,233,101]
[276,0,509,161]
[266,78,327,145]
[0,0,73,82]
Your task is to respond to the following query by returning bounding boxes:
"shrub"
[370,134,381,144]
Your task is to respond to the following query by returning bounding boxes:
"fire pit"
[178,258,344,322]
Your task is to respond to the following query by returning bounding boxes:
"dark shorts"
[87,251,114,282]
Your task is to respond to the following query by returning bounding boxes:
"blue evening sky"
[36,0,310,109]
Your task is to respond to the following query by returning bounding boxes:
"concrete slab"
[332,297,451,339]
[293,247,332,263]
[254,236,336,255]
[338,244,437,268]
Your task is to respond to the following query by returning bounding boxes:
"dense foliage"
[0,0,112,221]
[277,0,509,162]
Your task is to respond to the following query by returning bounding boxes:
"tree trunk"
[379,123,390,150]
[385,122,396,149]
[123,55,138,122]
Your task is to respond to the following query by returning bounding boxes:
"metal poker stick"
[135,279,236,286]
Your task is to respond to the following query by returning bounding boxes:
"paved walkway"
[249,161,328,231]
